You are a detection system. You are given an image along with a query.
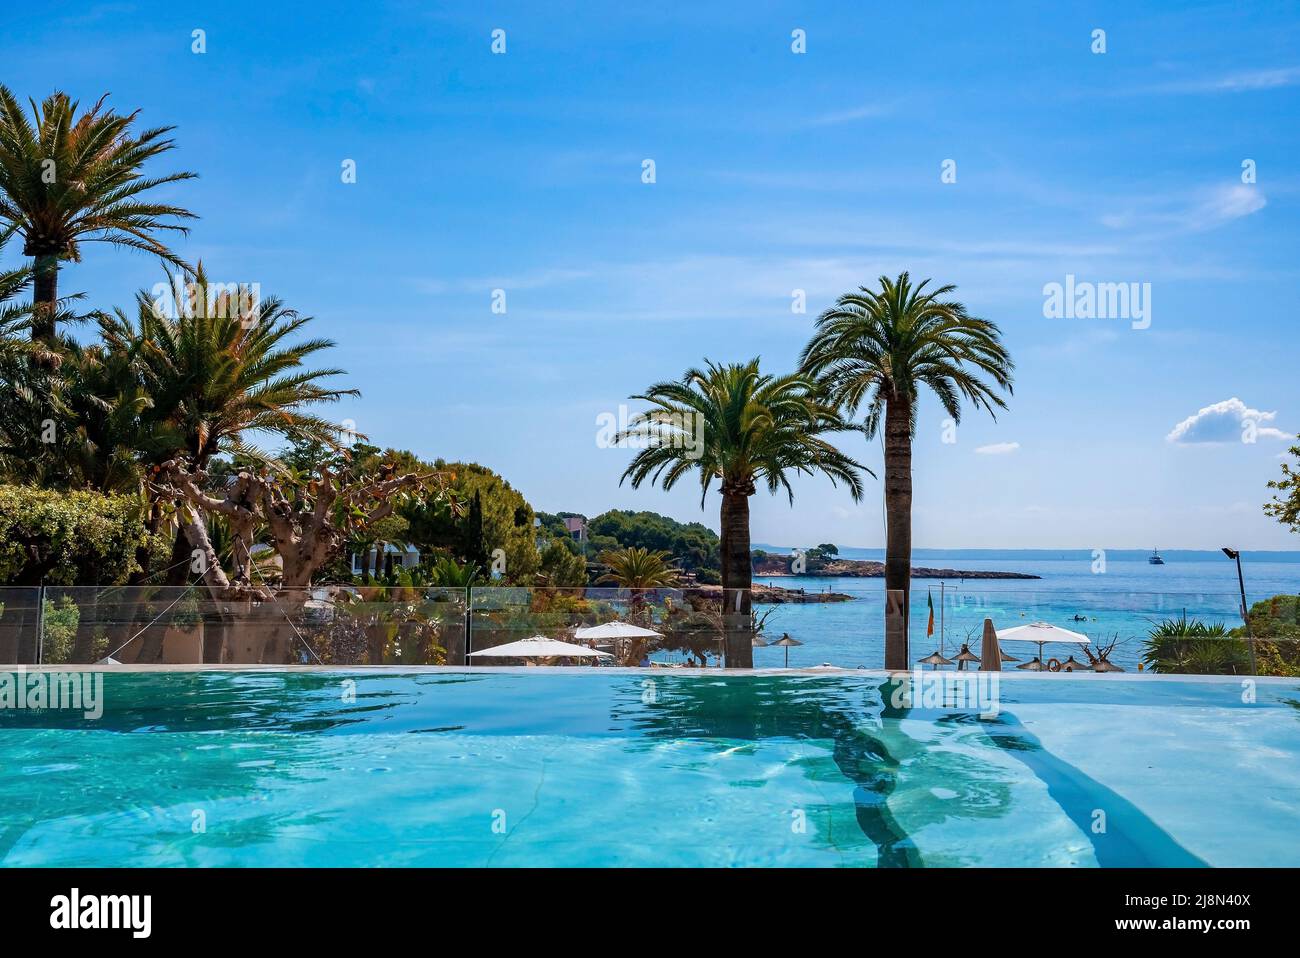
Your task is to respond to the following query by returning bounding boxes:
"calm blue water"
[748,550,1300,670]
[2,670,1297,867]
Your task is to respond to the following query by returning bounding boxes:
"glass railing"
[466,586,752,667]
[4,583,1296,675]
[35,585,468,666]
[0,587,43,665]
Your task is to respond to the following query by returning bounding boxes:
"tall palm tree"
[800,273,1014,669]
[0,87,197,344]
[620,359,868,667]
[596,546,680,588]
[0,259,38,476]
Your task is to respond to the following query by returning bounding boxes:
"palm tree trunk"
[883,396,913,670]
[31,254,58,344]
[719,486,754,668]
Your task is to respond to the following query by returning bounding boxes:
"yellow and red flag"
[927,589,935,637]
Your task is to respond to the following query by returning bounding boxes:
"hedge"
[0,485,152,585]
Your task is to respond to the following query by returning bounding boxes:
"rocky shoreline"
[752,556,1041,582]
[688,557,1041,604]
[694,583,855,604]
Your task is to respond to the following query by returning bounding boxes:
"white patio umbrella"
[573,621,664,664]
[469,636,613,660]
[996,621,1090,669]
[573,622,663,642]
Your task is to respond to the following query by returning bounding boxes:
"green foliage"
[1141,614,1250,675]
[539,539,587,586]
[619,358,869,505]
[804,543,842,569]
[1235,594,1300,640]
[40,594,80,663]
[459,490,489,569]
[595,546,680,588]
[585,510,719,572]
[1265,438,1300,532]
[0,272,356,492]
[407,461,539,583]
[1231,594,1300,677]
[114,268,356,468]
[800,271,1015,439]
[426,555,484,587]
[0,485,152,584]
[0,85,198,342]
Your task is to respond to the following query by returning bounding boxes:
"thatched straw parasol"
[1016,656,1047,671]
[953,643,981,671]
[770,633,803,668]
[917,650,954,669]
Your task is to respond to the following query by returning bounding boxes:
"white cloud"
[1154,66,1300,94]
[975,442,1020,455]
[411,267,591,295]
[1166,398,1292,444]
[808,102,893,126]
[1100,184,1265,235]
[1189,184,1267,228]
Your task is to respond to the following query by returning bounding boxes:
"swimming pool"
[1,669,1297,867]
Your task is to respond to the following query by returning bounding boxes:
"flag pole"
[940,581,946,655]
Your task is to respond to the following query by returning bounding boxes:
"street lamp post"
[1222,548,1257,675]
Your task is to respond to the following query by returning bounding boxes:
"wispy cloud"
[411,267,591,295]
[807,102,893,126]
[975,442,1020,455]
[1099,184,1266,235]
[1151,66,1300,94]
[1167,398,1291,444]
[1182,184,1268,229]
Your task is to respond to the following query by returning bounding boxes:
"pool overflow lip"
[6,662,1298,683]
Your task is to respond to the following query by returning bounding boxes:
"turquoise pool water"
[1,669,1297,867]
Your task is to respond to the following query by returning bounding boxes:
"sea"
[742,548,1300,671]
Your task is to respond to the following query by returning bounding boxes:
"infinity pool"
[1,669,1297,867]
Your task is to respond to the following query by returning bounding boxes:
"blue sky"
[3,1,1298,549]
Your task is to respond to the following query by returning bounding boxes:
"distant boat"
[1148,548,1165,565]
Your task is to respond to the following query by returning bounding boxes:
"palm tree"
[428,556,485,587]
[596,546,680,588]
[119,267,355,470]
[620,359,868,667]
[110,269,357,586]
[799,273,1014,669]
[0,255,89,483]
[0,87,197,344]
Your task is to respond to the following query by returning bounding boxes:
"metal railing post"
[35,584,45,666]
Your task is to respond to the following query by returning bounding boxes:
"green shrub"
[1231,594,1300,677]
[40,595,81,663]
[0,485,151,585]
[1142,614,1251,675]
